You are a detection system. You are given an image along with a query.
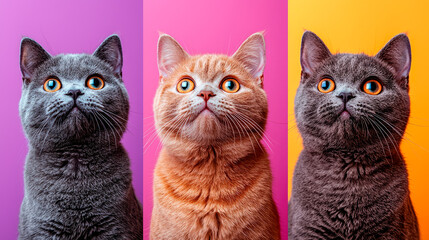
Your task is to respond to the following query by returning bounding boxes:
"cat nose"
[198,90,216,102]
[65,89,84,100]
[336,92,355,103]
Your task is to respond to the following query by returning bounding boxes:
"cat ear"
[376,34,411,81]
[300,31,332,77]
[158,34,190,78]
[232,32,266,82]
[20,38,51,81]
[93,35,123,78]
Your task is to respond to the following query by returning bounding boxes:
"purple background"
[143,0,287,239]
[0,0,143,238]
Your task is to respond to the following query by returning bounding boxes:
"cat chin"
[308,121,376,148]
[190,114,222,136]
[45,110,94,139]
[197,108,217,118]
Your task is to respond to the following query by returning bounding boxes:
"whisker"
[364,116,387,160]
[373,114,429,153]
[229,114,257,156]
[234,113,272,152]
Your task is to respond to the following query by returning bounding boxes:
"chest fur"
[153,151,271,239]
[291,149,409,237]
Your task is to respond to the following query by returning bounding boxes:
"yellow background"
[288,1,429,238]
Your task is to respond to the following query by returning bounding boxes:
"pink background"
[143,0,288,239]
[0,0,142,238]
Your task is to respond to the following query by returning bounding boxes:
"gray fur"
[18,35,142,239]
[288,31,419,239]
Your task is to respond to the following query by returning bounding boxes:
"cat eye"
[221,79,240,93]
[43,78,62,92]
[362,79,382,95]
[177,78,195,93]
[317,78,335,93]
[86,76,105,90]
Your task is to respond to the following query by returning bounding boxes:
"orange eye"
[363,79,382,95]
[43,78,61,92]
[177,78,195,93]
[86,76,105,90]
[317,78,335,93]
[221,79,240,93]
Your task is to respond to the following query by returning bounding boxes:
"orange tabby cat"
[150,33,280,240]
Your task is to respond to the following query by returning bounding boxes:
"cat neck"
[302,133,402,156]
[162,136,265,166]
[26,140,129,182]
[301,137,405,168]
[29,137,123,162]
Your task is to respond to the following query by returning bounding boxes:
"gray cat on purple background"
[18,35,142,239]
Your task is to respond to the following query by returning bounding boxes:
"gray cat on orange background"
[288,31,419,239]
[150,33,280,240]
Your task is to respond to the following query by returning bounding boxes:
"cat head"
[295,31,411,149]
[154,33,268,146]
[19,35,129,149]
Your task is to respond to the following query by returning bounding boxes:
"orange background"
[288,0,429,238]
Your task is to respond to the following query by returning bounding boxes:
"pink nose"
[198,91,216,102]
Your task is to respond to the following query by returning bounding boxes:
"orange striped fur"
[151,33,280,240]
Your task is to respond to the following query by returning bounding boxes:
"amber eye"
[221,79,240,93]
[86,76,105,90]
[43,78,61,92]
[363,79,382,95]
[317,78,335,93]
[177,78,195,93]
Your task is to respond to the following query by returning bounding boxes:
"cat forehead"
[319,53,392,80]
[35,54,111,79]
[181,54,244,80]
